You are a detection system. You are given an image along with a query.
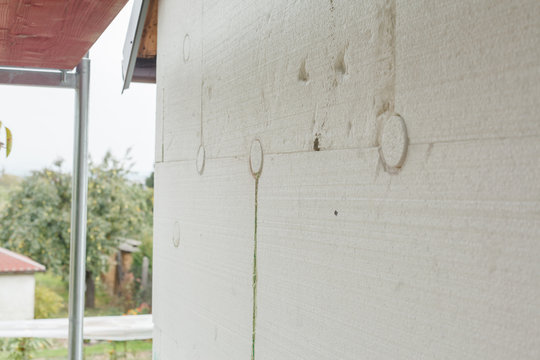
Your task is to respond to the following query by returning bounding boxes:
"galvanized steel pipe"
[67,53,90,360]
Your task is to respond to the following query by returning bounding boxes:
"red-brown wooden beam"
[0,0,128,70]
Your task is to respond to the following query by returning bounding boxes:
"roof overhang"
[122,0,157,91]
[0,0,129,69]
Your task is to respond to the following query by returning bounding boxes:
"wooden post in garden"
[141,256,149,296]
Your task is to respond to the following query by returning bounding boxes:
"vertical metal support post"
[67,53,90,360]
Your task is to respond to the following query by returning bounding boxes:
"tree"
[0,153,153,308]
[145,171,154,188]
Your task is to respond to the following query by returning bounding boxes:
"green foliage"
[5,127,12,157]
[34,273,69,318]
[0,340,152,360]
[0,173,21,188]
[0,173,21,210]
[0,121,12,158]
[34,285,63,319]
[34,273,68,300]
[145,172,154,189]
[131,230,153,305]
[0,163,70,273]
[0,338,49,360]
[0,152,153,283]
[89,279,123,316]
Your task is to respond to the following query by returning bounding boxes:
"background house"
[0,247,45,320]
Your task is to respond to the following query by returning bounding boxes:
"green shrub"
[34,285,63,319]
[1,338,49,360]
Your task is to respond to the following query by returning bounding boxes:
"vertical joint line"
[161,88,165,161]
[200,0,204,147]
[251,177,259,360]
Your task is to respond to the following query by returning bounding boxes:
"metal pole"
[67,53,90,360]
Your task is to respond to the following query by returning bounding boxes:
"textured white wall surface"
[153,1,540,359]
[0,274,35,320]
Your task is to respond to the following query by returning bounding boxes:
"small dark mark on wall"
[334,45,348,76]
[334,210,338,216]
[313,134,321,151]
[425,143,434,161]
[298,58,309,82]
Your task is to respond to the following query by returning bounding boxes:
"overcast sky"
[0,1,156,180]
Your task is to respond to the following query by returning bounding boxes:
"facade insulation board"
[153,1,540,359]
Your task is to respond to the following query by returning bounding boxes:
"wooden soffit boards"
[138,0,157,59]
[0,0,129,70]
[122,0,156,90]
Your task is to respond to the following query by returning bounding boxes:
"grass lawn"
[0,339,152,360]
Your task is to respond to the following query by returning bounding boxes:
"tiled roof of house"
[0,247,46,274]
